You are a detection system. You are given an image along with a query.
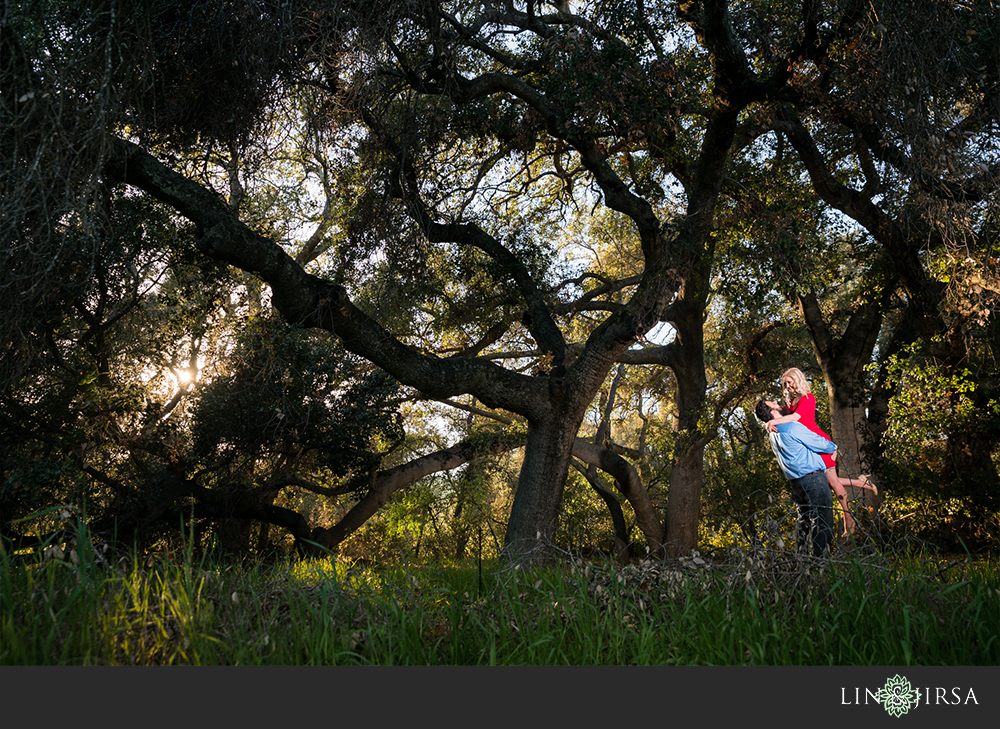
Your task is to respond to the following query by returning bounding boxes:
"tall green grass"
[2,538,997,665]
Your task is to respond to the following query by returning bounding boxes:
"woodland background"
[2,0,998,569]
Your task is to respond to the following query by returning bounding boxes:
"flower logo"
[879,674,919,717]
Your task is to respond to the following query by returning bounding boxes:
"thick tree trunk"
[797,292,885,474]
[663,254,711,556]
[663,439,705,557]
[826,385,870,479]
[502,414,579,562]
[614,341,708,558]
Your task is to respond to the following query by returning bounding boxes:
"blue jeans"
[788,470,833,557]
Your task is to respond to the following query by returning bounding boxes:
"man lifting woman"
[758,367,878,536]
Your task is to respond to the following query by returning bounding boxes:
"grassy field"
[2,535,996,665]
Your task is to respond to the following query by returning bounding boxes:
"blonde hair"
[781,367,811,403]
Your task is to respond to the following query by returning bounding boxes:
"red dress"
[788,394,836,469]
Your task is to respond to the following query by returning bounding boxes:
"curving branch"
[450,71,662,253]
[306,431,525,552]
[364,108,570,371]
[102,136,551,420]
[571,437,664,553]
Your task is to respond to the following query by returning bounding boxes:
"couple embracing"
[754,368,878,556]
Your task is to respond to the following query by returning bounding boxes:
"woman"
[766,367,878,536]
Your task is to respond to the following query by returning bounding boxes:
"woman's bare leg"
[826,469,855,536]
[856,475,878,495]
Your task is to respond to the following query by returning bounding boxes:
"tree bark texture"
[797,291,885,476]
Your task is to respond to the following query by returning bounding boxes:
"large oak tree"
[3,0,995,561]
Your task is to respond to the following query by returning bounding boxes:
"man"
[754,399,837,557]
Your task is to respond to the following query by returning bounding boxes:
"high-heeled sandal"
[859,474,878,496]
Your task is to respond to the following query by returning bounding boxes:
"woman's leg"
[826,469,855,536]
[856,474,878,495]
[834,474,878,495]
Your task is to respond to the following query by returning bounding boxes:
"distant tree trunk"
[581,364,632,556]
[574,461,631,560]
[825,393,869,479]
[452,482,471,560]
[797,291,886,477]
[571,438,665,553]
[452,413,479,559]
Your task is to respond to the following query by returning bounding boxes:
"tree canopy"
[2,0,997,563]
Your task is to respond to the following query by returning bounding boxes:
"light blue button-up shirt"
[768,421,838,480]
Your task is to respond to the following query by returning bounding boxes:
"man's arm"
[786,422,837,455]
